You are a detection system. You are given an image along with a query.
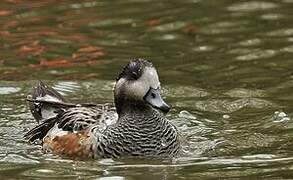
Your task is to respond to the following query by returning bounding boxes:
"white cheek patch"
[116,67,161,100]
[126,80,149,99]
[144,67,160,89]
[128,67,160,99]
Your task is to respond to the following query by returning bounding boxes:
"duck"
[24,58,181,159]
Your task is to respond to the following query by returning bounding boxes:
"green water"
[1,0,293,179]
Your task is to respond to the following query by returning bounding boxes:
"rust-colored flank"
[43,130,92,159]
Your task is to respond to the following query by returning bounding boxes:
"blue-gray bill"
[143,87,170,113]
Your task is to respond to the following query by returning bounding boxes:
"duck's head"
[114,58,170,114]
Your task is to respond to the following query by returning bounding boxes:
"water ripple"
[0,87,21,95]
[260,13,284,20]
[227,1,278,12]
[177,98,275,113]
[0,154,39,164]
[236,49,277,61]
[266,28,293,36]
[238,38,262,46]
[224,88,267,98]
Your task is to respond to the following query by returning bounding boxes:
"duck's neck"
[118,101,151,115]
[115,99,161,123]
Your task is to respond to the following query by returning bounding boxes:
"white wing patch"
[36,94,62,102]
[45,124,69,140]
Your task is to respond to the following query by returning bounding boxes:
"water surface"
[1,0,293,179]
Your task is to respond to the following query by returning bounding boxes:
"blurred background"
[1,0,293,179]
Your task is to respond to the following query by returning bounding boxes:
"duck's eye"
[131,72,139,79]
[151,92,156,98]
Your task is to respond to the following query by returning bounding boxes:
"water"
[1,0,293,179]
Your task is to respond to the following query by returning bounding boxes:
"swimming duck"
[25,58,181,159]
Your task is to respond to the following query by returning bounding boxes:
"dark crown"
[117,58,153,81]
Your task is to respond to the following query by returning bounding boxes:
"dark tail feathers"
[27,81,66,123]
[24,116,57,142]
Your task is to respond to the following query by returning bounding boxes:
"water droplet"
[238,38,262,46]
[278,112,287,118]
[36,169,55,173]
[223,114,230,119]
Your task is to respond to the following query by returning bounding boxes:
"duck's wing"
[24,106,118,159]
[27,81,101,123]
[25,81,118,142]
[24,106,112,142]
